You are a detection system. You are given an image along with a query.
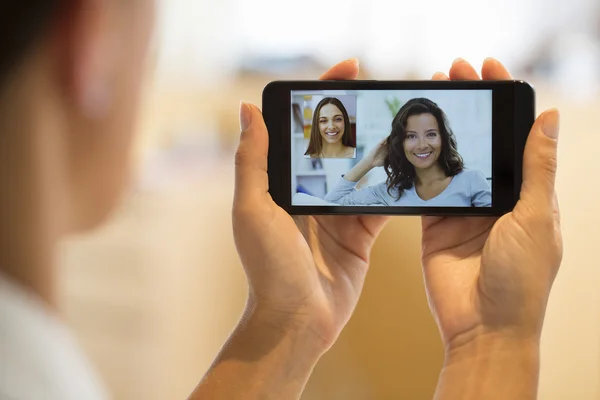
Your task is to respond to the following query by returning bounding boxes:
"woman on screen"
[324,97,491,207]
[304,97,356,158]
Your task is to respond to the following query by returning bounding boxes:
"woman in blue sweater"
[325,97,491,207]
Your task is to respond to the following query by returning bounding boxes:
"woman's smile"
[318,103,345,144]
[413,151,433,160]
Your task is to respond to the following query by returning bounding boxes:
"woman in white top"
[304,97,357,159]
[0,1,563,399]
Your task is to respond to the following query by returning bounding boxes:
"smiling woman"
[324,97,492,207]
[304,96,357,159]
[384,98,465,200]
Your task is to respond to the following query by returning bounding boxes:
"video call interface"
[290,89,493,208]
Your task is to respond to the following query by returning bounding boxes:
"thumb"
[519,109,560,208]
[234,102,270,206]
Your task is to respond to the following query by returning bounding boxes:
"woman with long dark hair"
[325,97,491,206]
[304,97,356,158]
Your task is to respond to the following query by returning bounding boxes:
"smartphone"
[262,80,535,216]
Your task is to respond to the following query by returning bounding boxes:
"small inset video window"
[296,95,357,159]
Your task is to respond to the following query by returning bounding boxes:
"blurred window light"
[153,0,600,94]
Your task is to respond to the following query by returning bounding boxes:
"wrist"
[444,330,540,367]
[227,301,329,374]
[364,157,377,170]
[192,304,326,399]
[436,330,540,400]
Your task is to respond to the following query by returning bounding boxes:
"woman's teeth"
[414,152,432,159]
[326,132,338,136]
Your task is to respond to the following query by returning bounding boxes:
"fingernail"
[349,57,360,67]
[239,101,252,132]
[453,57,465,65]
[542,109,560,139]
[484,57,496,63]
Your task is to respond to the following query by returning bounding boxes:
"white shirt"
[0,272,108,400]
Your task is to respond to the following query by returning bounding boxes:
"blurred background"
[57,0,600,399]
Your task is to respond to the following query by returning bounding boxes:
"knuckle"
[514,199,555,232]
[537,150,558,177]
[527,139,557,176]
[234,148,253,167]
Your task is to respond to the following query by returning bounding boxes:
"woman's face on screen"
[403,113,442,169]
[318,104,346,145]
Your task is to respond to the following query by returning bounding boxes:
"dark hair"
[383,97,464,199]
[304,97,355,157]
[0,2,59,88]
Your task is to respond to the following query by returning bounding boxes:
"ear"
[55,0,116,120]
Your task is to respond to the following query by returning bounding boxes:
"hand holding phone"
[232,58,390,358]
[419,59,562,400]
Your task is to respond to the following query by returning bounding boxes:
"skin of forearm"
[344,158,374,182]
[189,306,326,400]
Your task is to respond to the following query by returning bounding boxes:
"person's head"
[383,98,463,198]
[304,97,354,157]
[0,1,156,235]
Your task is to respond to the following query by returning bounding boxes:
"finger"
[357,215,391,238]
[234,102,269,206]
[422,216,444,231]
[449,58,480,80]
[519,109,560,208]
[421,216,496,259]
[319,58,360,80]
[432,71,450,80]
[481,57,512,80]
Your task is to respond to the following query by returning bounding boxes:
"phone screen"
[290,89,493,208]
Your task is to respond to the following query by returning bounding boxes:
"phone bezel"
[263,80,534,216]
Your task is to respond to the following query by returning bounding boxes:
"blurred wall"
[155,0,600,81]
[535,86,600,400]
